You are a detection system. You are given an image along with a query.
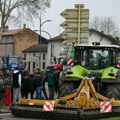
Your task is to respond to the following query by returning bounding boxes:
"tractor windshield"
[74,46,117,70]
[66,45,74,59]
[83,49,110,69]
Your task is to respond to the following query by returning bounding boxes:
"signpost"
[60,4,89,45]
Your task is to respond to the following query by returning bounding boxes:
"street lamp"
[35,17,51,69]
[39,19,51,44]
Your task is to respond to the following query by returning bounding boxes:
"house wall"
[0,36,14,56]
[0,36,14,66]
[14,30,38,58]
[88,32,111,45]
[47,40,63,65]
[24,52,48,73]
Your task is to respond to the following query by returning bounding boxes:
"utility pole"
[38,14,51,69]
[39,14,41,69]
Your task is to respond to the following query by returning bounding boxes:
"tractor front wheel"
[58,81,75,97]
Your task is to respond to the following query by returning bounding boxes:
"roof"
[89,29,119,44]
[2,28,38,36]
[48,36,64,41]
[23,44,47,53]
[2,28,23,35]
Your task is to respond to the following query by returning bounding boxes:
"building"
[88,29,119,45]
[1,27,39,57]
[23,44,47,73]
[47,36,64,65]
[0,27,39,67]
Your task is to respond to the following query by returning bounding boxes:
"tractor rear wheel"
[101,83,120,100]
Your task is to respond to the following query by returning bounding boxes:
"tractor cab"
[65,44,120,70]
[1,55,23,75]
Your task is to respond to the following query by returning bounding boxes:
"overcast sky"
[32,0,120,39]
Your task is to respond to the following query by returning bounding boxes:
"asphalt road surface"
[0,113,43,120]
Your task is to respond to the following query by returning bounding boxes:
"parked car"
[46,64,63,71]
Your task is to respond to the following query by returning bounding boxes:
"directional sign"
[61,9,89,20]
[60,30,89,43]
[60,4,89,45]
[60,20,89,30]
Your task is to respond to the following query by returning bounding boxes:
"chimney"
[23,24,26,28]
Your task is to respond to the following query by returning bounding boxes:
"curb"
[0,109,11,114]
[0,106,11,114]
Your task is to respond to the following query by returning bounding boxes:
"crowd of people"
[0,66,62,109]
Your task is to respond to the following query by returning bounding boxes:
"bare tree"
[90,16,120,37]
[0,0,51,29]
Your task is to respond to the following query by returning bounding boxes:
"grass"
[100,117,120,120]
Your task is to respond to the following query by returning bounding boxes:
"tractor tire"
[101,83,120,100]
[58,81,80,97]
[58,82,74,97]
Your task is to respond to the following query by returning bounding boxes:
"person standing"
[21,70,29,99]
[0,76,4,112]
[47,69,58,100]
[12,67,22,103]
[27,74,36,99]
[35,72,43,100]
[10,68,15,103]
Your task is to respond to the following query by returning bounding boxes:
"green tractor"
[58,43,120,99]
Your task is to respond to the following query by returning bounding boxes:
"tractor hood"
[66,65,88,78]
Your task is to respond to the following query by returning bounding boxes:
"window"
[33,62,35,69]
[24,62,26,68]
[43,62,45,69]
[28,62,30,72]
[24,53,26,60]
[52,45,54,55]
[66,45,74,59]
[43,53,45,60]
[33,53,36,56]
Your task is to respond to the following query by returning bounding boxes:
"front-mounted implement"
[10,77,120,120]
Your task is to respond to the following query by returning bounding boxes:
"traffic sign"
[60,20,89,30]
[60,4,89,45]
[61,9,89,20]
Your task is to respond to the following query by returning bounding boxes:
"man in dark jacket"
[21,70,29,99]
[28,74,36,99]
[47,69,58,100]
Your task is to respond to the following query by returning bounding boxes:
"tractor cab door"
[62,44,75,70]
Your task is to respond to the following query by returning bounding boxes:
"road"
[0,113,43,120]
